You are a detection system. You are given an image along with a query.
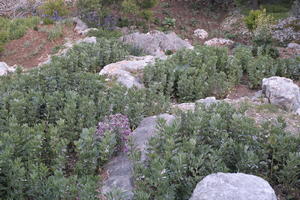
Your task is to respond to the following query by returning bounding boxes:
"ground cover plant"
[131,102,300,200]
[0,39,169,199]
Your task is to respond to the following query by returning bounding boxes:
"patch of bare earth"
[152,0,228,44]
[226,84,258,99]
[0,24,83,69]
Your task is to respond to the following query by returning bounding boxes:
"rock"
[99,56,155,88]
[101,153,134,200]
[77,36,97,44]
[190,173,277,200]
[262,76,300,112]
[196,96,218,106]
[79,28,98,35]
[120,30,193,57]
[172,103,196,112]
[0,62,16,76]
[193,29,208,40]
[133,114,175,161]
[297,108,300,115]
[172,97,219,112]
[101,114,175,199]
[287,42,300,49]
[73,17,88,34]
[204,38,234,47]
[272,17,300,44]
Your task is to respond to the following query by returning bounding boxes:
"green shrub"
[38,0,69,19]
[64,39,129,73]
[162,17,176,31]
[76,0,115,27]
[247,54,276,89]
[131,103,300,200]
[276,57,300,80]
[143,46,243,102]
[87,28,122,39]
[0,38,169,199]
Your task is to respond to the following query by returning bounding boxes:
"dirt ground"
[0,24,82,69]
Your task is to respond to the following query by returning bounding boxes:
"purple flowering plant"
[96,114,132,152]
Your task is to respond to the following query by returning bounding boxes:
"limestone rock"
[73,17,88,34]
[172,97,218,112]
[99,56,155,88]
[196,96,218,106]
[204,38,234,47]
[101,114,175,199]
[120,30,193,57]
[193,29,208,40]
[262,76,300,112]
[190,173,277,200]
[287,42,300,50]
[0,62,16,76]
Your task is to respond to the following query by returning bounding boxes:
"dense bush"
[234,45,299,88]
[131,103,300,200]
[0,39,169,199]
[143,46,243,102]
[63,38,130,73]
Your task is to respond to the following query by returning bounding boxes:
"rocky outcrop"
[190,173,277,200]
[99,56,155,88]
[120,30,193,57]
[204,38,234,47]
[272,17,300,44]
[262,76,300,113]
[0,62,15,76]
[101,114,175,199]
[193,29,208,40]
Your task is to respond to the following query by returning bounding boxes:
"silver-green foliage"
[0,38,169,199]
[144,46,243,102]
[131,103,300,200]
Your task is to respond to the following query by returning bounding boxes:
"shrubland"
[144,45,300,102]
[0,39,169,199]
[131,103,300,200]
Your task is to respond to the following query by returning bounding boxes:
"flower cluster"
[96,114,132,152]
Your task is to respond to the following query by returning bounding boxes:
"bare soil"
[0,24,82,69]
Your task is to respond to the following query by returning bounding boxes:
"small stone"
[193,29,208,40]
[0,62,16,76]
[287,42,300,50]
[204,38,234,47]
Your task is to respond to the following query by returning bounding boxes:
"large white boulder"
[99,56,155,88]
[120,30,193,57]
[190,173,277,200]
[0,62,15,76]
[262,76,300,112]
